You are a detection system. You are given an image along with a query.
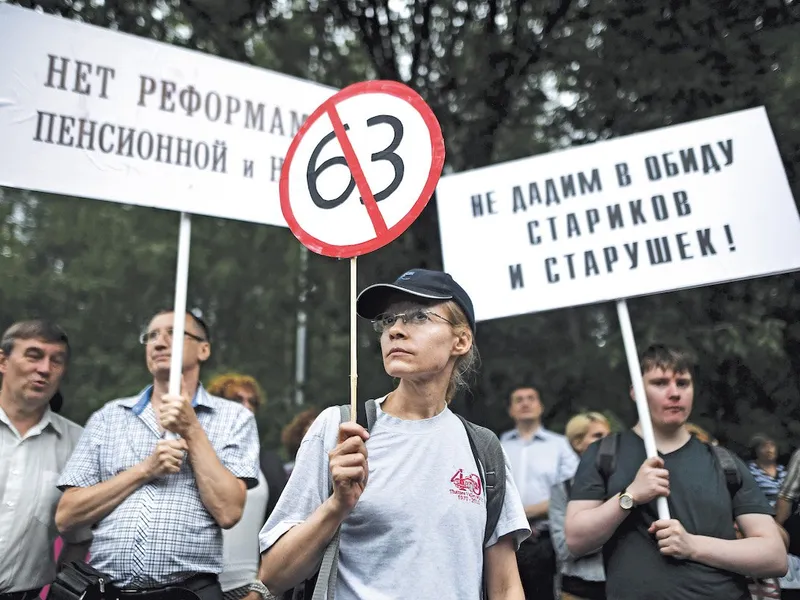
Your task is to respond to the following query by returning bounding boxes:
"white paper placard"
[0,4,335,226]
[436,107,800,321]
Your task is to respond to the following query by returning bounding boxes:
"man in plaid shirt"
[55,311,260,600]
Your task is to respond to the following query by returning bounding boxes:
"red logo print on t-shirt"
[450,468,482,504]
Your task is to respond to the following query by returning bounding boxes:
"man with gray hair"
[55,310,260,600]
[0,320,91,600]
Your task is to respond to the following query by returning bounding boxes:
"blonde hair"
[439,301,479,404]
[565,412,610,451]
[686,422,717,445]
[206,372,265,408]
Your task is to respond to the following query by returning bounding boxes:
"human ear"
[451,329,472,357]
[198,343,211,364]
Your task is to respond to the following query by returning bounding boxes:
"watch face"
[620,494,634,510]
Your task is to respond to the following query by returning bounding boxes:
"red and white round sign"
[279,80,445,258]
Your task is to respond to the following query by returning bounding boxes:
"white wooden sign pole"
[350,257,358,420]
[616,298,670,520]
[165,212,192,442]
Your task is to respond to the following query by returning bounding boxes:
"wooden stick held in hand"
[350,256,358,423]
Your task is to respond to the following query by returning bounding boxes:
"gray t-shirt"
[259,396,530,600]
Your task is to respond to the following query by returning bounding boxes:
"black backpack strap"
[710,444,742,497]
[363,399,377,431]
[455,414,506,547]
[596,432,620,485]
[308,401,377,600]
[339,399,377,432]
[338,404,350,429]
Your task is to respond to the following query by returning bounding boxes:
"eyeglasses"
[372,308,454,333]
[138,328,207,345]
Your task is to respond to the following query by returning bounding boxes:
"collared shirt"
[58,385,260,589]
[0,406,90,592]
[500,426,578,528]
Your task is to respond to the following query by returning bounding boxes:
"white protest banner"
[438,106,799,520]
[436,107,800,322]
[0,4,335,227]
[280,79,445,422]
[0,5,336,402]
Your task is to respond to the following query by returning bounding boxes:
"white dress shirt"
[500,426,579,529]
[220,469,269,593]
[0,406,90,592]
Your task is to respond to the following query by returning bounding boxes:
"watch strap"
[248,581,278,600]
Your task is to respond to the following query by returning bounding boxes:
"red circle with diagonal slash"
[279,80,445,258]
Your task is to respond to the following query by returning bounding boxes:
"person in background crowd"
[749,435,800,600]
[566,343,786,600]
[55,310,260,600]
[739,433,787,600]
[259,269,530,599]
[748,435,786,509]
[280,409,318,478]
[501,386,579,600]
[0,320,91,600]
[207,373,285,600]
[549,412,611,600]
[207,373,287,522]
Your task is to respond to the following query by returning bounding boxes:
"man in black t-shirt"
[564,344,787,600]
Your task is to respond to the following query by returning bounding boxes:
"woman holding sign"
[258,269,530,600]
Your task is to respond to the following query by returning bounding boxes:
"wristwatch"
[619,490,635,511]
[248,581,278,600]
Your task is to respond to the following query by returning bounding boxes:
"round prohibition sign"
[279,80,445,258]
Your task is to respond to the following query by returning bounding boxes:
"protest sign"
[0,4,335,399]
[280,79,445,417]
[436,107,800,322]
[0,3,335,228]
[437,107,800,519]
[280,80,445,258]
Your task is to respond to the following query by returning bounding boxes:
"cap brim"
[356,284,453,320]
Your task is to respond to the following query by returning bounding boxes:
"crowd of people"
[0,268,797,600]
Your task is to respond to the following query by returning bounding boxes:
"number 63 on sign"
[280,80,445,259]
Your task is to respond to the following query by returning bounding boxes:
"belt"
[561,575,605,600]
[0,589,42,600]
[113,574,217,600]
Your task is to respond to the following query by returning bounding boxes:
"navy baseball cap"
[356,269,476,332]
